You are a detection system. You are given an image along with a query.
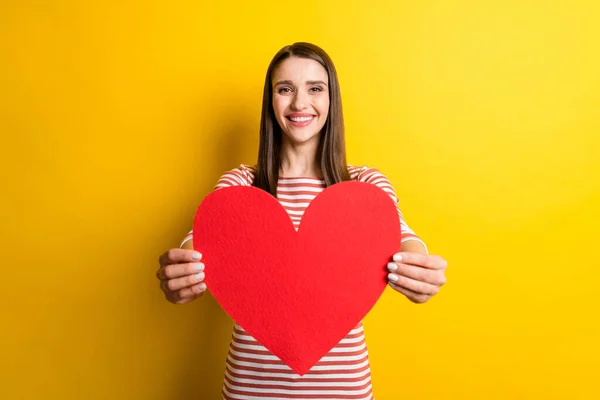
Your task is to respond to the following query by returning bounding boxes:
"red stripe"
[225,357,372,376]
[233,326,365,340]
[230,343,367,358]
[225,364,371,383]
[223,379,373,399]
[224,373,372,392]
[228,351,370,369]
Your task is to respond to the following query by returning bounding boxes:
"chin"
[284,129,321,145]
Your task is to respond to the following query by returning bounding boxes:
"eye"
[277,87,293,94]
[310,86,323,92]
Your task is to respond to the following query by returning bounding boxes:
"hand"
[156,248,207,304]
[386,252,447,304]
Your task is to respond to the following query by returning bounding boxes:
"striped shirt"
[181,164,426,400]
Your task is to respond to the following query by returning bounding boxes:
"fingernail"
[388,273,399,282]
[193,263,204,271]
[195,272,205,281]
[197,283,206,291]
[387,262,398,272]
[393,254,403,262]
[192,251,202,261]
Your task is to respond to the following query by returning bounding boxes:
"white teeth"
[289,116,314,122]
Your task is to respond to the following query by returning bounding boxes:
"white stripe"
[277,186,324,193]
[221,174,245,185]
[401,224,416,235]
[216,178,239,188]
[338,335,366,344]
[224,379,373,396]
[233,326,363,340]
[231,342,268,351]
[227,355,371,371]
[233,341,366,354]
[222,384,373,400]
[366,176,390,186]
[231,330,366,348]
[226,362,372,380]
[328,343,366,353]
[279,178,325,184]
[231,331,258,341]
[277,194,318,201]
[229,347,368,362]
[278,200,311,208]
[227,355,292,370]
[225,369,372,388]
[284,209,306,216]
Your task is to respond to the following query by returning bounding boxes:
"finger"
[157,262,204,280]
[158,248,202,267]
[177,282,207,300]
[392,252,447,270]
[389,282,430,304]
[165,286,204,304]
[387,262,446,286]
[387,273,439,295]
[164,271,206,292]
[173,293,202,305]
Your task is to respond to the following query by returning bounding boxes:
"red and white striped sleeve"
[351,165,428,253]
[179,165,255,248]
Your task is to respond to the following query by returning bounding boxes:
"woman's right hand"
[156,248,207,304]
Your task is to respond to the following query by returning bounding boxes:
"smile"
[287,116,315,122]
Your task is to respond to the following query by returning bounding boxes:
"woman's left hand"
[387,252,448,304]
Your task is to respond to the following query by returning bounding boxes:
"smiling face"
[271,57,330,147]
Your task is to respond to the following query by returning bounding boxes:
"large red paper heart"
[193,181,401,375]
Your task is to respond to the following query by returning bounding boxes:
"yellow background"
[2,0,599,399]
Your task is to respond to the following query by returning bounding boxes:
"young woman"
[156,42,448,399]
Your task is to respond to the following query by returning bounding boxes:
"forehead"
[272,57,328,83]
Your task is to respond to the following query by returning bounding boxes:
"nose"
[291,90,308,110]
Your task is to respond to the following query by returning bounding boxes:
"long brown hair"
[252,42,351,197]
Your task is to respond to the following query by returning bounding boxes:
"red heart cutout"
[193,181,401,375]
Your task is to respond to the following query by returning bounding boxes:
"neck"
[279,137,321,178]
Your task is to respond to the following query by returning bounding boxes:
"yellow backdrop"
[2,0,599,399]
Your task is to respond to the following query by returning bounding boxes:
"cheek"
[272,99,285,124]
[273,97,290,116]
[318,97,330,119]
[272,99,280,114]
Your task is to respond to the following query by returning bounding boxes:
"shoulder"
[347,164,390,184]
[239,164,257,183]
[347,164,398,199]
[214,164,256,188]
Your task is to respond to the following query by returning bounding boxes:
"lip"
[287,113,315,117]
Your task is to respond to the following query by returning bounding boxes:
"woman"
[156,42,448,399]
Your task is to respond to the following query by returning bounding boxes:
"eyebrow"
[274,80,328,87]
